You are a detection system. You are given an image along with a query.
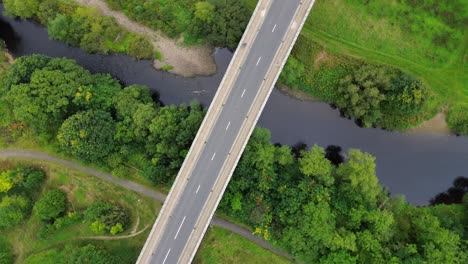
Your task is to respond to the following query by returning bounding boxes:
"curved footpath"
[0,149,293,261]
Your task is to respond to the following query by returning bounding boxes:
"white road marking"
[256,57,262,66]
[174,216,186,240]
[196,185,201,194]
[211,153,216,160]
[241,89,246,98]
[261,10,266,17]
[226,121,231,131]
[272,24,277,32]
[162,249,171,264]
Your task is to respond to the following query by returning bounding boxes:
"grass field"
[1,158,291,263]
[194,227,292,264]
[244,0,467,112]
[1,159,160,263]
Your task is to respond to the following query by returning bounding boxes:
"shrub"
[0,237,13,264]
[0,195,30,228]
[34,189,67,221]
[127,36,153,59]
[446,104,468,135]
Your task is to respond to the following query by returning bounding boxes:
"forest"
[0,55,466,263]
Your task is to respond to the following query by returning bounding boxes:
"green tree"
[299,145,334,186]
[336,65,390,127]
[194,2,215,23]
[446,104,468,135]
[0,195,30,228]
[128,35,153,59]
[336,149,382,208]
[0,237,13,264]
[57,110,116,162]
[3,0,39,18]
[34,189,67,221]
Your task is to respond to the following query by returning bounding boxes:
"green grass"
[160,64,174,71]
[154,49,163,61]
[0,160,160,263]
[244,0,467,117]
[194,227,292,264]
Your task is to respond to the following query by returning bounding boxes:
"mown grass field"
[244,0,467,108]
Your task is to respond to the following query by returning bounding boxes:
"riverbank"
[75,0,216,77]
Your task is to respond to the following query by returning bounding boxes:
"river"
[1,7,467,205]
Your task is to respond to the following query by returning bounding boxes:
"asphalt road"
[149,1,301,263]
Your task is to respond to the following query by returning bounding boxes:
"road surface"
[138,0,315,262]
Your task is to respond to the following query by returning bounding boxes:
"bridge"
[137,0,316,263]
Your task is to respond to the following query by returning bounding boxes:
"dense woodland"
[0,55,466,263]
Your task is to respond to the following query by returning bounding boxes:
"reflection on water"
[1,5,467,205]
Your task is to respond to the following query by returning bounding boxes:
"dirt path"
[0,149,293,261]
[74,0,216,77]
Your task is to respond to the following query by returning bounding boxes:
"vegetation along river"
[1,7,466,205]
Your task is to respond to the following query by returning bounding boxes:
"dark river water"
[1,6,467,205]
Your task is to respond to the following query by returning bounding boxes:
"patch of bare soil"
[407,112,452,135]
[75,0,216,77]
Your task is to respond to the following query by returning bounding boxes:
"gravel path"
[74,0,216,77]
[0,149,293,261]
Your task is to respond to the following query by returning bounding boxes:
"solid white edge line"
[211,153,216,161]
[256,57,262,66]
[174,216,186,240]
[162,249,171,264]
[241,89,246,98]
[196,185,201,194]
[272,24,277,32]
[226,121,231,131]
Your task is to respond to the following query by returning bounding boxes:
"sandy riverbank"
[75,0,216,77]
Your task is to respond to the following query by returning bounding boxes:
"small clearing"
[75,0,216,77]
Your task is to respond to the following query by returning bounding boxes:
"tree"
[128,35,153,59]
[57,110,116,161]
[0,195,30,228]
[3,0,39,18]
[24,249,65,264]
[34,189,67,221]
[336,65,390,127]
[85,200,130,233]
[336,149,382,208]
[194,2,215,23]
[299,145,334,186]
[0,237,13,264]
[446,104,468,135]
[6,57,92,134]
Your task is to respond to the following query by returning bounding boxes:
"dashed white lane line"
[174,216,186,240]
[162,249,171,264]
[241,89,246,98]
[211,153,216,161]
[272,24,277,32]
[226,121,231,131]
[196,185,201,194]
[256,57,262,66]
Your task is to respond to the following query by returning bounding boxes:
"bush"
[84,200,130,234]
[127,36,153,59]
[0,237,13,264]
[34,189,67,221]
[0,195,30,228]
[57,110,116,162]
[446,104,468,135]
